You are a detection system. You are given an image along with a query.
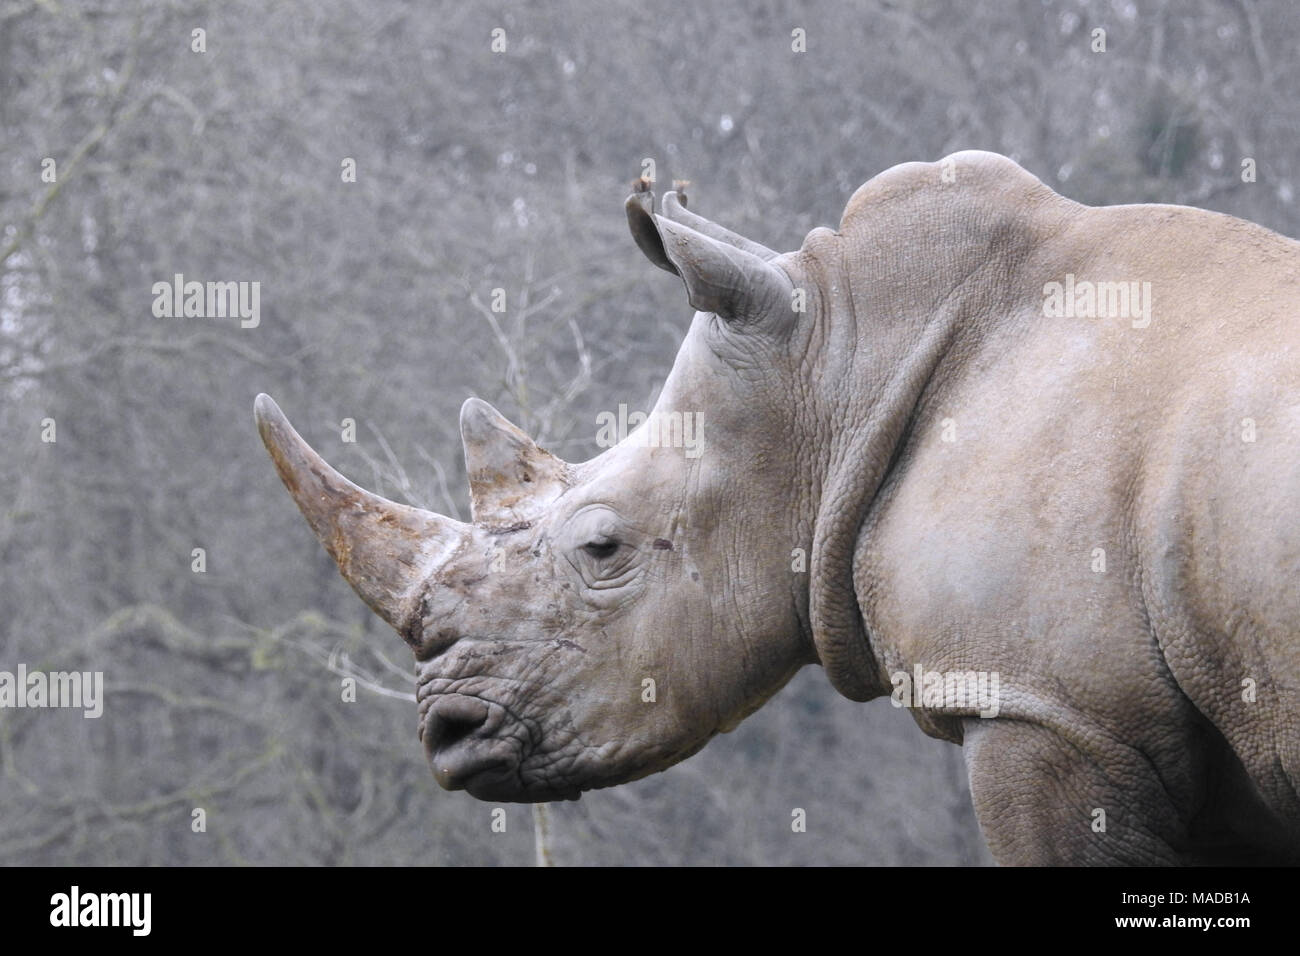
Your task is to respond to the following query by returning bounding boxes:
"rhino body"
[257,151,1300,865]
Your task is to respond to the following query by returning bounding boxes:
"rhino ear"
[652,215,793,325]
[625,190,679,275]
[660,190,779,261]
[460,398,569,525]
[626,190,792,325]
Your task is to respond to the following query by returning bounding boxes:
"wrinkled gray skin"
[257,151,1300,865]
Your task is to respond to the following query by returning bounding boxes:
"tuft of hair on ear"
[633,173,653,194]
[672,180,690,207]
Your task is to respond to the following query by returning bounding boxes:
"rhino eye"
[582,539,620,560]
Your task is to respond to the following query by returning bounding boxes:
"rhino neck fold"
[809,294,970,702]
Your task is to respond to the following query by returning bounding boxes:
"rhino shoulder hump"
[839,150,1068,233]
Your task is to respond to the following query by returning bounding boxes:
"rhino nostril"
[425,695,491,751]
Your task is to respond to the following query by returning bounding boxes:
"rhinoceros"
[255,150,1300,865]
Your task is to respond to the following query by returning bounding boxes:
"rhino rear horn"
[254,394,466,631]
[460,398,570,525]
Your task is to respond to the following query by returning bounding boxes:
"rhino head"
[254,186,869,802]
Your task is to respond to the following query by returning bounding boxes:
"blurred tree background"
[2,0,1297,865]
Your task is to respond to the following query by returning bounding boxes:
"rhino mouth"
[416,688,584,801]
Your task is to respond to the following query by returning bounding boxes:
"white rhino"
[256,151,1300,865]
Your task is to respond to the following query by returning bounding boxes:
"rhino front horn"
[254,394,467,632]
